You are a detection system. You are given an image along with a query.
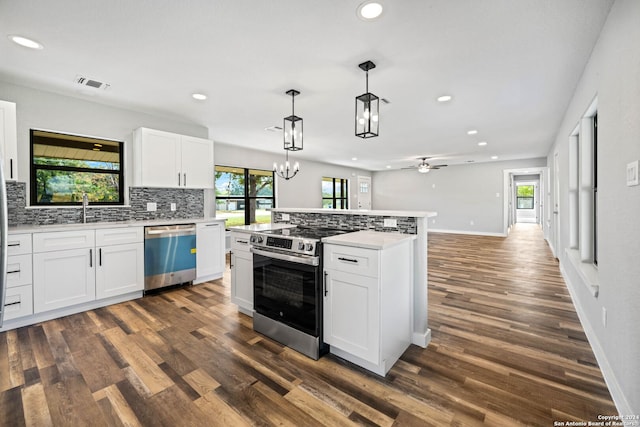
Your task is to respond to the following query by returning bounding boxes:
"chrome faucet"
[82,192,89,223]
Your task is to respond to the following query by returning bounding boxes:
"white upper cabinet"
[0,100,18,180]
[132,127,213,189]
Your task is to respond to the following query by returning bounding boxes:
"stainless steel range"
[249,226,349,359]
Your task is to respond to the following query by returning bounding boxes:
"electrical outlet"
[602,307,607,327]
[470,220,474,226]
[383,218,398,228]
[282,213,290,221]
[170,203,176,211]
[146,202,157,212]
[432,219,436,224]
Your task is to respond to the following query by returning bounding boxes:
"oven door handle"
[250,247,319,266]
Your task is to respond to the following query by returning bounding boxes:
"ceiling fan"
[402,157,448,173]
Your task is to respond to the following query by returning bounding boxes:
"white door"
[356,176,372,210]
[139,128,181,188]
[0,100,18,180]
[96,242,144,299]
[33,248,96,313]
[180,136,214,189]
[195,222,224,281]
[324,269,379,364]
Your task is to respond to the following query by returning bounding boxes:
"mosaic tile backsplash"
[272,211,417,234]
[6,181,204,226]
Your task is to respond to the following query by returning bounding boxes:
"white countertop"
[228,223,297,234]
[271,208,437,218]
[322,230,417,250]
[8,217,225,234]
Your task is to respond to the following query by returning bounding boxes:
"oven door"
[253,251,321,337]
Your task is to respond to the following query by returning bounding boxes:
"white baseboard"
[412,328,431,348]
[559,262,632,416]
[428,228,507,237]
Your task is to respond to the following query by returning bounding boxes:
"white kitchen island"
[270,208,437,349]
[322,230,416,376]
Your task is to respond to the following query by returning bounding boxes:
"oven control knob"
[305,243,314,251]
[298,241,305,250]
[257,236,263,243]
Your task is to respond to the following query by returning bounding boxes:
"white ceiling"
[0,0,614,171]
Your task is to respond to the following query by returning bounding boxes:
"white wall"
[214,142,371,209]
[548,0,640,415]
[372,158,546,235]
[0,80,208,202]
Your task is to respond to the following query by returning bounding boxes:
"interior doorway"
[502,167,548,238]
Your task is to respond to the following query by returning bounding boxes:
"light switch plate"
[146,202,157,212]
[627,160,639,186]
[282,213,290,221]
[170,203,176,211]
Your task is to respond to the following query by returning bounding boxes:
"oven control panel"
[250,233,317,256]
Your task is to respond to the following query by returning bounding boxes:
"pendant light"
[274,89,302,180]
[283,89,303,151]
[355,60,379,138]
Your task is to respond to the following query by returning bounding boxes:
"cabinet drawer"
[6,254,32,288]
[324,244,379,278]
[7,233,32,255]
[96,227,143,246]
[33,230,95,253]
[3,285,34,320]
[230,233,251,252]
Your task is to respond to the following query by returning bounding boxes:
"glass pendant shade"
[284,89,303,151]
[355,60,379,138]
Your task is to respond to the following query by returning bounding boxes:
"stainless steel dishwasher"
[144,224,196,292]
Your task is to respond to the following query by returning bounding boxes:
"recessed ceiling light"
[352,157,358,161]
[386,165,391,169]
[437,95,452,103]
[264,126,283,132]
[467,130,478,135]
[192,93,207,100]
[478,141,488,146]
[9,35,43,49]
[357,1,383,20]
[491,155,499,160]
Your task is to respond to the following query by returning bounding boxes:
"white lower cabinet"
[323,239,413,376]
[33,247,96,313]
[230,232,253,316]
[95,227,144,299]
[195,221,225,283]
[96,242,144,299]
[32,227,144,314]
[324,269,380,364]
[3,233,34,320]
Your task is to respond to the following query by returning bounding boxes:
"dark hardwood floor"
[0,224,617,426]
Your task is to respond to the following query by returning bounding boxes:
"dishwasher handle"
[145,224,196,235]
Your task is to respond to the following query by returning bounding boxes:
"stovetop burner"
[264,226,351,240]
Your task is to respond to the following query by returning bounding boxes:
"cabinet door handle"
[183,173,187,187]
[229,251,234,268]
[10,158,13,179]
[205,223,219,227]
[178,173,181,186]
[8,242,20,247]
[89,249,93,267]
[99,248,102,266]
[338,257,358,264]
[237,240,248,244]
[7,269,20,274]
[324,271,328,296]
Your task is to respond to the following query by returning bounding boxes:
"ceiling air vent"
[264,126,283,132]
[74,75,110,90]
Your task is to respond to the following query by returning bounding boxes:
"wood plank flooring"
[0,224,617,426]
